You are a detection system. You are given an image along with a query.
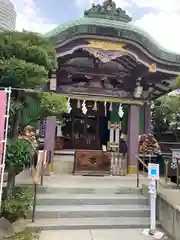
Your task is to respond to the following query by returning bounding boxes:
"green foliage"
[0,31,57,137]
[175,75,180,88]
[20,92,67,127]
[3,187,33,223]
[5,139,34,171]
[0,31,56,88]
[8,231,32,240]
[0,31,57,197]
[0,31,56,72]
[0,58,47,89]
[152,95,180,139]
[40,92,67,119]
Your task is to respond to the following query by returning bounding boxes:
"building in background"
[44,0,180,176]
[0,0,16,31]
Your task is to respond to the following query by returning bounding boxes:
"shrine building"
[43,0,180,175]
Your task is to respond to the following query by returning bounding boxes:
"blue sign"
[148,163,159,180]
[151,169,157,176]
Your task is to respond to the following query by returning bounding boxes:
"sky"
[10,0,180,53]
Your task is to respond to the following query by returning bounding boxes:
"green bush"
[6,139,35,172]
[3,187,33,223]
[8,231,32,240]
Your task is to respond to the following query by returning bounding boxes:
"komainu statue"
[139,134,161,155]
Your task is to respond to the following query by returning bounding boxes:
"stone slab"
[91,229,142,240]
[27,217,154,231]
[39,230,92,240]
[39,229,168,240]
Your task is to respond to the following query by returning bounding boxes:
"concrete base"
[39,229,168,240]
[53,155,74,175]
[142,183,180,240]
[53,154,137,176]
[128,165,137,174]
[142,229,164,239]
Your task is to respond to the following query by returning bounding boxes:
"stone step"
[36,193,148,205]
[37,187,142,195]
[31,205,150,219]
[27,217,158,231]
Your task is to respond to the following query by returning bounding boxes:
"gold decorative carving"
[87,40,126,51]
[149,63,157,72]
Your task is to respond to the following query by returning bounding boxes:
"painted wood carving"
[74,150,111,175]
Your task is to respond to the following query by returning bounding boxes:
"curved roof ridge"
[44,18,85,38]
[43,17,180,62]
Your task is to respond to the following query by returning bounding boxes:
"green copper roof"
[44,1,180,64]
[43,17,163,50]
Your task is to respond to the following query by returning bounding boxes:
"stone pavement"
[15,170,149,187]
[39,229,169,240]
[15,170,180,208]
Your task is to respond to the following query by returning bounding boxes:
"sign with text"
[148,163,159,180]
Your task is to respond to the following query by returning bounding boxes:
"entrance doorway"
[61,100,109,150]
[72,116,100,149]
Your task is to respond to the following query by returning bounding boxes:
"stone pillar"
[144,102,151,134]
[127,105,139,174]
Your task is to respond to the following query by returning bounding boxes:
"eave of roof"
[44,17,180,64]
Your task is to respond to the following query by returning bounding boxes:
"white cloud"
[75,0,180,53]
[132,0,180,53]
[10,0,180,54]
[11,0,56,33]
[132,0,180,12]
[135,11,180,53]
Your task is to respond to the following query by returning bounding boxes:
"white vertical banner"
[115,128,120,144]
[110,128,114,144]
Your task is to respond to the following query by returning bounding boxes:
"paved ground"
[39,229,168,240]
[15,171,179,240]
[15,170,149,187]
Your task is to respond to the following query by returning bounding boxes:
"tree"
[152,95,180,140]
[0,31,57,137]
[5,139,35,197]
[40,92,67,118]
[0,31,57,196]
[175,75,180,89]
[19,92,67,130]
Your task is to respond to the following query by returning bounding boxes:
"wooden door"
[72,117,86,149]
[72,116,100,150]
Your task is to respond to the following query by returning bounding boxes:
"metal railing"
[163,155,180,188]
[136,154,180,189]
[136,155,148,188]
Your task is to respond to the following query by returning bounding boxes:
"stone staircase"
[27,186,155,231]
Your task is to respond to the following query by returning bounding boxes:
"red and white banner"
[0,90,7,166]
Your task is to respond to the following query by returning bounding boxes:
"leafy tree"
[40,92,67,118]
[5,139,34,197]
[0,31,57,137]
[175,75,180,89]
[0,31,57,196]
[152,95,180,140]
[21,92,67,129]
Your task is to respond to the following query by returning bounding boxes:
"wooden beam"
[59,65,130,78]
[55,93,145,105]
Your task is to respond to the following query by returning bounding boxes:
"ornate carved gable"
[84,0,132,23]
